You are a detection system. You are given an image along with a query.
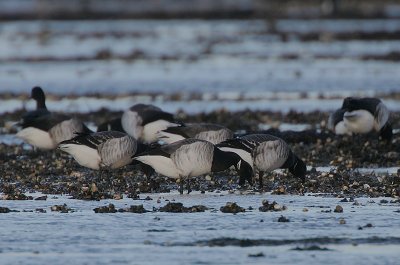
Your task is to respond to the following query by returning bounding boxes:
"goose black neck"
[287,154,307,182]
[211,147,240,172]
[282,151,296,169]
[31,86,47,110]
[380,123,393,142]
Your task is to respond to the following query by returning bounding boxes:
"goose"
[16,87,92,150]
[157,123,234,144]
[133,138,252,194]
[58,131,141,170]
[328,108,351,135]
[121,104,178,143]
[340,97,392,140]
[217,134,307,190]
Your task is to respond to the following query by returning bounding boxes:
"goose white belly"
[343,110,375,133]
[135,155,181,179]
[218,146,253,169]
[157,131,186,144]
[16,127,56,150]
[142,120,177,143]
[335,121,352,135]
[58,143,101,170]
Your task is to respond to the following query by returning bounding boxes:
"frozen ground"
[0,192,399,265]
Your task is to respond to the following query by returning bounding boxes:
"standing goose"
[340,97,392,140]
[133,138,251,194]
[58,131,140,170]
[121,104,178,143]
[158,123,234,145]
[16,87,91,150]
[218,134,306,190]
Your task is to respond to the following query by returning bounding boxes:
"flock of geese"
[14,87,393,194]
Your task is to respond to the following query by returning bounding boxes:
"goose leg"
[179,177,184,195]
[187,178,192,194]
[258,171,264,191]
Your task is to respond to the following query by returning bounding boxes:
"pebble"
[0,207,11,213]
[159,202,208,213]
[34,196,47,201]
[277,215,290,222]
[334,205,343,213]
[259,200,287,212]
[51,204,74,213]
[123,205,149,213]
[93,203,117,213]
[248,252,265,257]
[220,202,245,214]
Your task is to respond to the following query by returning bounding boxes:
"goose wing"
[161,123,221,138]
[128,104,174,125]
[374,102,390,130]
[20,110,70,131]
[135,138,203,159]
[59,131,126,149]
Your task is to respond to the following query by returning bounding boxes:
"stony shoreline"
[1,109,399,200]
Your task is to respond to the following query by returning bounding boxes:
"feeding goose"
[121,103,178,143]
[133,138,252,194]
[158,123,234,145]
[58,131,143,170]
[342,97,392,140]
[16,86,91,150]
[218,134,306,190]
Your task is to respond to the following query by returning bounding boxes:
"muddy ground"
[1,109,399,200]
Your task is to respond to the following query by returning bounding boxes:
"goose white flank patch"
[58,131,138,170]
[133,138,250,194]
[121,103,178,143]
[16,86,92,149]
[158,123,234,144]
[218,134,307,189]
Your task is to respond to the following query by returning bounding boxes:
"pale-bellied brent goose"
[16,87,91,149]
[58,131,142,170]
[218,134,306,190]
[329,97,392,141]
[133,138,251,194]
[121,103,178,143]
